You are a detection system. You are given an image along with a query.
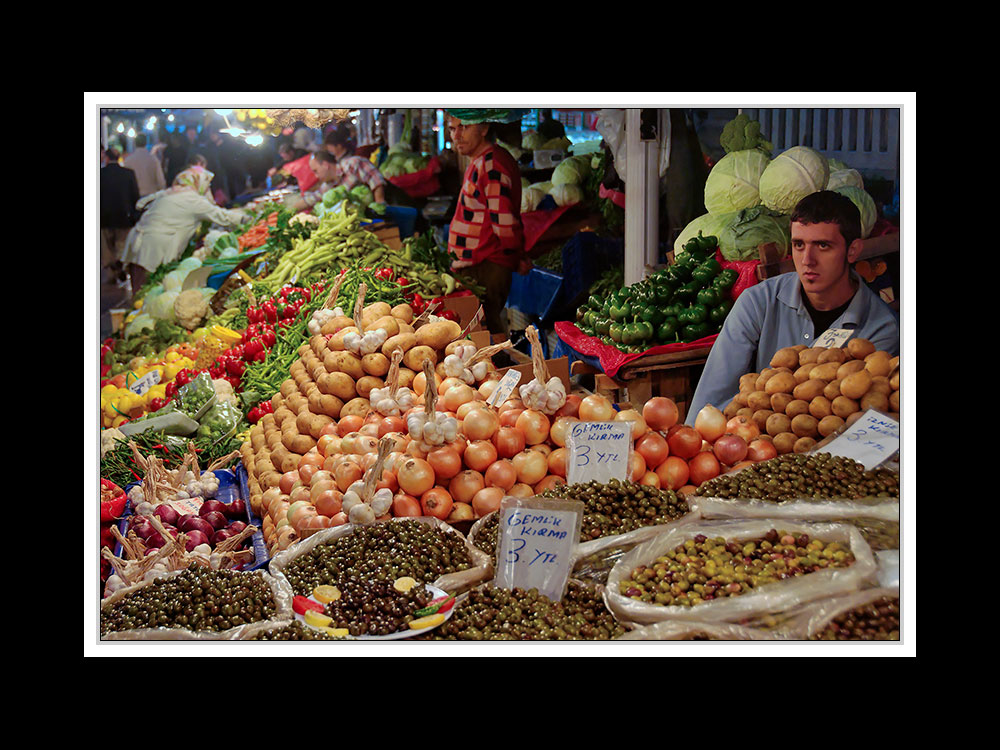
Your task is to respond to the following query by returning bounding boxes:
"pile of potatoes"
[239,300,480,556]
[723,337,900,456]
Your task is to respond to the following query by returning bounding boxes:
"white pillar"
[624,108,660,285]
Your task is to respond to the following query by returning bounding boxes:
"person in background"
[446,113,531,334]
[100,146,141,281]
[120,165,248,298]
[123,132,167,197]
[685,190,900,423]
[536,109,566,141]
[287,150,342,212]
[163,132,189,186]
[292,124,318,153]
[323,123,388,204]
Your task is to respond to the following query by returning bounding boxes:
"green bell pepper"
[678,304,708,325]
[595,317,612,336]
[708,299,733,325]
[675,280,702,303]
[668,262,693,283]
[691,260,720,285]
[609,322,624,342]
[609,299,632,321]
[636,305,662,326]
[696,287,722,308]
[681,321,711,341]
[712,269,737,296]
[657,317,680,342]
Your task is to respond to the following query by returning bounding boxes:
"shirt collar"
[777,270,868,326]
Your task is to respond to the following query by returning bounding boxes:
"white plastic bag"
[604,519,877,627]
[780,586,900,640]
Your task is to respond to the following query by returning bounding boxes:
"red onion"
[225,497,246,519]
[212,528,236,546]
[185,530,211,551]
[153,504,179,527]
[228,521,247,535]
[178,515,215,538]
[133,519,155,540]
[199,499,228,518]
[202,511,228,531]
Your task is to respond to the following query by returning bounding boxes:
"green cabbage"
[124,313,156,338]
[758,146,830,214]
[542,136,572,151]
[549,183,584,207]
[827,168,864,191]
[530,181,553,194]
[719,207,791,261]
[833,185,878,238]
[147,290,180,321]
[674,212,738,256]
[551,155,591,186]
[521,130,544,150]
[703,150,770,215]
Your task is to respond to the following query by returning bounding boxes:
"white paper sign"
[813,328,853,348]
[493,496,584,601]
[128,369,162,396]
[486,369,522,408]
[816,409,900,471]
[566,421,631,485]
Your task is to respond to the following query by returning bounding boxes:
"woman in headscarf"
[120,160,249,297]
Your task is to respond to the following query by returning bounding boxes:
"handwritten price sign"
[494,496,584,601]
[819,409,900,471]
[566,421,631,485]
[813,328,853,349]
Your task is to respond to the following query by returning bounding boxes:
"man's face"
[791,221,858,297]
[310,156,336,183]
[447,117,489,156]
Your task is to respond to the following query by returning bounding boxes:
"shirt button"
[804,334,810,339]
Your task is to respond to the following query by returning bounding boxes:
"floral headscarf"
[172,165,215,197]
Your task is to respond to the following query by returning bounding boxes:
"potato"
[889,390,900,412]
[390,303,414,324]
[752,409,774,432]
[790,414,818,438]
[845,411,865,428]
[321,316,356,336]
[840,370,872,400]
[364,315,400,339]
[284,433,316,455]
[770,392,795,414]
[286,392,308,414]
[831,395,860,419]
[764,372,797,395]
[361,352,390,377]
[793,437,817,454]
[868,375,891,396]
[363,301,392,321]
[308,390,344,419]
[416,320,462,350]
[864,351,892,378]
[889,371,900,391]
[317,371,357,402]
[273,406,294,427]
[328,326,361,351]
[734,392,750,408]
[816,348,847,365]
[823,379,842,401]
[736,407,754,420]
[279,380,297,399]
[403,345,437,371]
[793,379,827,402]
[397,321,415,336]
[836,359,867,381]
[755,368,778,391]
[747,391,772,412]
[808,396,832,420]
[307,414,334,440]
[793,364,816,384]
[765,412,792,437]
[860,391,890,412]
[325,351,365,381]
[356,375,385,399]
[739,373,759,393]
[382,332,417,357]
[723,399,742,418]
[818,414,845,437]
[808,363,840,382]
[784,399,810,419]
[769,347,800,370]
[397,367,416,389]
[289,360,305,378]
[310,334,329,357]
[340,397,371,419]
[889,356,900,373]
[798,347,823,366]
[773,432,798,454]
[846,337,875,360]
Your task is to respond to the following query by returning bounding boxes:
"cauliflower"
[173,289,210,330]
[212,378,238,406]
[101,428,126,460]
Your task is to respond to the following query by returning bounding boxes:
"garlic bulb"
[308,306,345,336]
[345,328,388,356]
[370,384,416,417]
[348,503,376,525]
[369,488,393,517]
[406,411,458,447]
[442,344,479,384]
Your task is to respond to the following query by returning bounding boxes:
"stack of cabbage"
[520,153,597,212]
[124,257,216,336]
[379,140,431,179]
[676,114,878,261]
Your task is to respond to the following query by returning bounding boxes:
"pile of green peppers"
[574,232,738,353]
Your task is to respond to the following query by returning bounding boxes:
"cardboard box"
[468,330,509,349]
[495,356,571,393]
[369,223,402,251]
[440,295,484,331]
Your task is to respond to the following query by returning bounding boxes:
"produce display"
[575,232,737,350]
[619,528,856,608]
[723,338,900,455]
[809,594,899,641]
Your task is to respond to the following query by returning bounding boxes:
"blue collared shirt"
[686,272,900,424]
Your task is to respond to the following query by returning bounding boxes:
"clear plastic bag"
[779,586,900,640]
[604,519,877,627]
[689,494,899,523]
[619,619,790,641]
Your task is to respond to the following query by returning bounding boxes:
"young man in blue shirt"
[686,190,899,423]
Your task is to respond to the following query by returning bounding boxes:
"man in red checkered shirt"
[446,113,532,333]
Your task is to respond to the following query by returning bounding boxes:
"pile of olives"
[250,621,349,641]
[415,583,627,641]
[846,518,899,551]
[620,529,856,608]
[695,453,900,503]
[282,520,473,597]
[320,577,433,637]
[100,566,277,636]
[539,479,690,541]
[811,595,900,640]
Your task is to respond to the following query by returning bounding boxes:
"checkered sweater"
[447,145,524,269]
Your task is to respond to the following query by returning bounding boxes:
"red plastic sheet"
[522,205,573,251]
[388,156,442,198]
[554,320,718,379]
[283,154,318,193]
[599,183,626,209]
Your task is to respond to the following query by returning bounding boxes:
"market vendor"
[445,110,532,333]
[322,123,387,205]
[289,149,387,212]
[120,165,249,297]
[686,190,900,423]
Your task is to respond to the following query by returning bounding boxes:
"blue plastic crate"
[560,232,624,309]
[236,464,271,572]
[506,267,564,322]
[384,205,418,239]
[113,469,265,570]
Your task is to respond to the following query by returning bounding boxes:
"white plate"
[294,584,454,641]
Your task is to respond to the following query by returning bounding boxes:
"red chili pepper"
[396,276,409,287]
[208,364,224,379]
[244,323,261,340]
[292,595,326,616]
[148,397,167,412]
[374,267,395,281]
